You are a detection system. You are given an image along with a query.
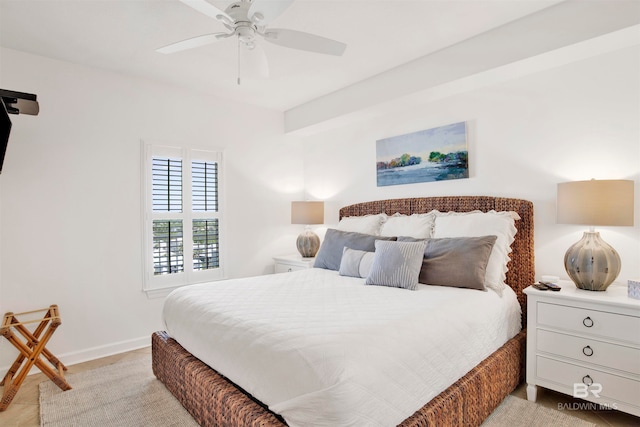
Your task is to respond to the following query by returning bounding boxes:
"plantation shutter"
[143,143,224,294]
[192,161,217,212]
[152,158,183,212]
[151,157,184,276]
[152,220,184,275]
[192,159,220,271]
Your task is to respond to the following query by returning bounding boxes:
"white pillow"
[433,210,519,294]
[337,213,387,235]
[379,211,436,239]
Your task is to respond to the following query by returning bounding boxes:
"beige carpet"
[40,356,595,427]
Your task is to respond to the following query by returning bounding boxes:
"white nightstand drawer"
[273,255,315,274]
[538,302,640,345]
[537,356,640,407]
[275,263,307,273]
[537,329,640,375]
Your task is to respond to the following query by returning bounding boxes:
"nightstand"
[524,281,640,416]
[273,254,315,273]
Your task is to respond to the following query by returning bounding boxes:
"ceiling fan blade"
[239,44,270,79]
[262,29,346,56]
[156,33,228,54]
[248,0,293,25]
[177,0,233,23]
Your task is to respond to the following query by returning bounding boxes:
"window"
[142,143,224,295]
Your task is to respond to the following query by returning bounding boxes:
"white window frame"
[141,141,225,297]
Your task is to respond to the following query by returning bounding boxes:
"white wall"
[0,48,303,368]
[1,41,638,372]
[301,46,640,284]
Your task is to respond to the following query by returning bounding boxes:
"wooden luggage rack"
[0,305,71,411]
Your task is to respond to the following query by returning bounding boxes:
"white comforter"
[163,268,521,427]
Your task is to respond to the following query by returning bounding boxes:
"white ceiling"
[1,0,573,111]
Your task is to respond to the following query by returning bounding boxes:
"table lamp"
[291,201,324,258]
[557,179,634,291]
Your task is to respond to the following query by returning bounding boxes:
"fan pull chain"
[237,38,241,85]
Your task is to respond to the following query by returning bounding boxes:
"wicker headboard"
[339,196,534,323]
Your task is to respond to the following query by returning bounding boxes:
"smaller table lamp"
[557,179,634,291]
[291,201,324,258]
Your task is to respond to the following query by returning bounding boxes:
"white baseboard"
[60,336,151,367]
[0,336,151,377]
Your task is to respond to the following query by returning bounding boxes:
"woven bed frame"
[152,196,534,427]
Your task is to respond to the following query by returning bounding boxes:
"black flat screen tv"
[0,99,11,174]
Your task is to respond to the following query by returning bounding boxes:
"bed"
[152,196,534,426]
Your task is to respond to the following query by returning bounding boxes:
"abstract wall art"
[376,121,469,187]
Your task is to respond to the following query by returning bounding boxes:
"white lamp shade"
[291,201,324,225]
[557,180,634,226]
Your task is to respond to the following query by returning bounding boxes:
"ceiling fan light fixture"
[237,25,256,44]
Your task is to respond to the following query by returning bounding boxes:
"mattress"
[163,268,521,427]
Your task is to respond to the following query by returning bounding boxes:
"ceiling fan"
[157,0,347,83]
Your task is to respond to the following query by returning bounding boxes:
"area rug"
[39,356,198,427]
[40,356,596,427]
[482,395,596,427]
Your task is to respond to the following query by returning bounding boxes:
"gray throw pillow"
[365,240,427,290]
[338,247,375,278]
[398,235,497,290]
[314,229,396,271]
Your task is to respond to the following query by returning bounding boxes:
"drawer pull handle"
[582,375,594,386]
[582,317,594,328]
[287,268,293,272]
[582,346,594,357]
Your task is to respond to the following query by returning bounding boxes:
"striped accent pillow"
[365,240,427,290]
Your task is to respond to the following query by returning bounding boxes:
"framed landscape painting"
[376,121,468,187]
